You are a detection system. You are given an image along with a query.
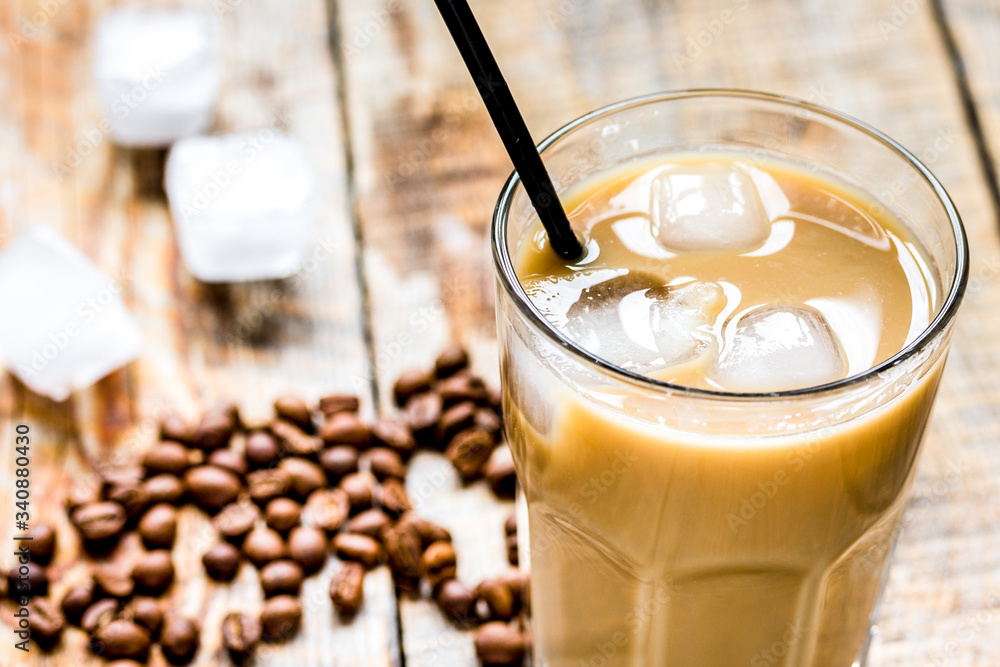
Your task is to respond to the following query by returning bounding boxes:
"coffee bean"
[474,621,525,666]
[506,534,518,566]
[496,569,529,609]
[261,595,302,643]
[143,441,194,477]
[61,580,96,626]
[302,488,350,533]
[184,466,242,511]
[27,597,64,648]
[138,503,177,550]
[474,407,503,440]
[132,550,174,595]
[393,368,434,406]
[318,393,360,417]
[319,445,359,481]
[340,472,375,514]
[487,385,503,412]
[160,615,199,665]
[320,412,371,447]
[94,567,134,600]
[100,466,144,496]
[202,543,241,582]
[193,409,236,451]
[435,343,470,378]
[446,427,495,482]
[367,447,407,481]
[160,414,197,445]
[246,468,292,506]
[484,450,517,498]
[343,508,391,539]
[504,513,517,536]
[81,598,119,634]
[143,474,186,506]
[274,395,314,432]
[439,373,489,407]
[371,418,417,457]
[279,457,327,500]
[271,419,323,457]
[214,501,260,543]
[208,448,248,477]
[265,498,302,534]
[287,526,327,574]
[245,431,281,469]
[434,578,476,623]
[436,400,476,443]
[72,502,127,543]
[105,479,151,520]
[23,523,56,565]
[399,513,453,547]
[329,561,365,617]
[381,521,424,580]
[379,478,412,519]
[222,612,261,662]
[333,532,384,569]
[92,620,151,661]
[422,541,457,587]
[7,561,48,597]
[124,596,163,638]
[404,392,442,442]
[260,559,304,597]
[476,578,517,621]
[65,482,101,513]
[242,527,287,568]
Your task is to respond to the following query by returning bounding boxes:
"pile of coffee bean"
[6,344,528,665]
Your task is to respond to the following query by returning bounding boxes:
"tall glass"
[492,91,968,667]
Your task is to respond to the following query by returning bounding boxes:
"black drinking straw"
[432,0,585,260]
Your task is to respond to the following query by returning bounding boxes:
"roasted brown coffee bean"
[496,569,529,609]
[487,385,503,412]
[371,418,417,457]
[367,447,407,481]
[333,533,384,569]
[340,472,375,513]
[23,523,57,566]
[208,448,248,477]
[379,478,412,519]
[193,409,236,450]
[404,391,442,442]
[142,441,193,477]
[320,411,371,447]
[138,503,177,550]
[343,508,391,539]
[476,578,517,621]
[435,343,470,378]
[73,501,127,543]
[81,598,119,634]
[184,465,242,511]
[446,427,495,482]
[484,451,517,499]
[474,407,503,440]
[160,615,199,665]
[280,457,327,500]
[246,468,292,506]
[105,480,151,520]
[242,527,287,568]
[61,580,96,626]
[132,550,174,595]
[245,431,281,469]
[329,561,365,617]
[261,595,302,643]
[400,513,453,547]
[318,393,360,417]
[94,566,134,599]
[504,513,517,536]
[202,543,241,582]
[7,560,47,597]
[436,400,476,443]
[438,373,489,407]
[506,534,519,566]
[124,596,163,638]
[92,620,151,661]
[265,498,302,534]
[393,368,434,406]
[160,414,197,445]
[287,526,327,574]
[271,419,323,457]
[422,541,457,587]
[214,501,260,542]
[435,578,476,623]
[381,521,424,580]
[474,621,525,666]
[143,474,186,506]
[319,445,359,481]
[274,395,314,432]
[27,597,64,648]
[260,560,304,597]
[302,488,350,533]
[222,612,261,662]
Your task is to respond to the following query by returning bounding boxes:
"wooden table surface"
[2,0,1000,665]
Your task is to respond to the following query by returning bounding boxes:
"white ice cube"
[164,132,316,283]
[650,163,789,253]
[94,7,222,147]
[648,281,726,366]
[0,228,142,401]
[712,305,847,392]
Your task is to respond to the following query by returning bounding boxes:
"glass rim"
[492,88,970,400]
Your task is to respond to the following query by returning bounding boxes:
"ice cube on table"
[648,281,726,367]
[0,228,142,401]
[649,163,788,253]
[164,132,316,283]
[94,7,222,147]
[711,305,847,393]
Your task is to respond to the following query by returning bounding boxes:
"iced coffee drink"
[493,93,967,667]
